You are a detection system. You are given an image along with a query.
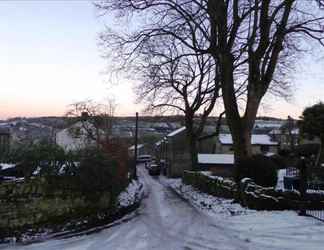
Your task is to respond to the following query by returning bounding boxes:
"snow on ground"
[163,175,324,250]
[2,165,324,250]
[276,169,286,190]
[118,179,144,208]
[163,177,250,217]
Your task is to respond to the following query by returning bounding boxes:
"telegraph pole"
[133,112,139,180]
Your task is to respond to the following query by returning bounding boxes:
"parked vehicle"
[148,164,160,176]
[137,155,152,164]
[146,158,158,170]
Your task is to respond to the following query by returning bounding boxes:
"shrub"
[2,142,77,179]
[269,154,287,169]
[76,147,124,201]
[237,155,278,187]
[278,148,291,157]
[293,143,320,157]
[100,140,130,184]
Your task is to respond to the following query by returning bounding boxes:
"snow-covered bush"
[237,155,278,187]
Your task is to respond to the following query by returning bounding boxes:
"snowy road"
[2,165,324,250]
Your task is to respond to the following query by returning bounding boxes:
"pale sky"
[0,1,323,119]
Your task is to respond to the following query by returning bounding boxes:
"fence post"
[299,157,307,216]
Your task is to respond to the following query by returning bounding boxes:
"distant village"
[0,115,313,180]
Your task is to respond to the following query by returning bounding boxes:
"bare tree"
[133,37,221,168]
[97,0,324,180]
[66,99,116,146]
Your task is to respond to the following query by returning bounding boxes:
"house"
[56,121,101,151]
[166,126,193,177]
[111,127,133,138]
[155,126,218,178]
[154,139,164,163]
[269,128,299,149]
[216,134,279,155]
[198,154,234,177]
[154,127,190,177]
[128,144,147,157]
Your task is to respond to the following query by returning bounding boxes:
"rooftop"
[219,134,278,146]
[167,126,186,137]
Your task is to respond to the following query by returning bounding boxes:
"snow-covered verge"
[117,179,144,208]
[164,177,324,250]
[164,177,252,217]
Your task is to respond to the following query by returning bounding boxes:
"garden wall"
[183,171,324,211]
[0,177,119,238]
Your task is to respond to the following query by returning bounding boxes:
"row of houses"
[152,126,280,178]
[150,117,323,178]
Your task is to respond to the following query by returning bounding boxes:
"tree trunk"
[185,112,198,171]
[231,127,253,182]
[188,133,198,171]
[217,52,254,182]
[223,80,260,182]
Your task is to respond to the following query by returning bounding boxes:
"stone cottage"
[155,126,217,178]
[56,121,102,151]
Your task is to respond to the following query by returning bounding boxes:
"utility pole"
[134,112,138,180]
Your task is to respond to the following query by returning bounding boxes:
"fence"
[284,159,324,222]
[306,182,324,221]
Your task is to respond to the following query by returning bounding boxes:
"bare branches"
[66,99,116,144]
[97,0,324,163]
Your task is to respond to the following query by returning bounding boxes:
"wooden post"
[134,112,139,180]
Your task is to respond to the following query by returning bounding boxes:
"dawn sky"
[0,1,323,119]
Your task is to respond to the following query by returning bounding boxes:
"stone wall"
[183,171,237,199]
[182,171,324,211]
[0,177,117,238]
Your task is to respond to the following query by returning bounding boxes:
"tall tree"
[300,102,324,166]
[97,0,324,180]
[134,38,221,168]
[66,99,116,146]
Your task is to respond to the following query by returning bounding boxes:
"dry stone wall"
[183,171,324,211]
[0,177,115,238]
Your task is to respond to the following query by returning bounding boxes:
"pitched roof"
[167,126,186,137]
[128,144,144,150]
[219,134,278,145]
